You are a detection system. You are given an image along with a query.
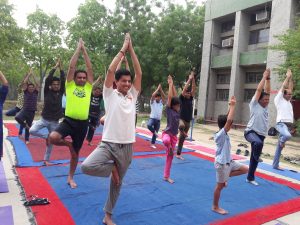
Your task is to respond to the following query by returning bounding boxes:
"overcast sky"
[9,0,206,28]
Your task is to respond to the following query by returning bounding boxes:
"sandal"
[24,195,50,206]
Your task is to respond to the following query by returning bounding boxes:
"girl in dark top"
[162,75,180,184]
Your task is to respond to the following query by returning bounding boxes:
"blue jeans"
[272,123,292,168]
[244,130,265,181]
[147,118,160,144]
[29,118,59,161]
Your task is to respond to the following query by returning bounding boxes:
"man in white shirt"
[273,69,295,170]
[81,33,142,225]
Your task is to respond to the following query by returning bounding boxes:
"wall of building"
[205,0,272,21]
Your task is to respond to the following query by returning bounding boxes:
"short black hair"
[74,70,87,79]
[171,96,180,108]
[217,115,227,129]
[51,77,60,84]
[155,93,161,97]
[258,91,270,101]
[27,83,34,87]
[115,69,132,81]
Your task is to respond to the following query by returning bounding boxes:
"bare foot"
[111,165,120,185]
[18,135,23,139]
[163,177,174,184]
[224,182,228,187]
[279,142,285,148]
[102,215,116,225]
[175,155,184,160]
[25,141,30,145]
[67,178,77,189]
[212,206,228,215]
[88,142,92,146]
[44,161,53,166]
[274,166,284,171]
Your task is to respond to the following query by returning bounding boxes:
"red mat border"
[16,167,75,225]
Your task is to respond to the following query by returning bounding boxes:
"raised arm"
[93,74,103,87]
[105,34,129,88]
[31,72,40,91]
[81,40,93,84]
[159,84,167,104]
[128,34,142,92]
[0,71,8,86]
[182,73,193,96]
[167,75,174,107]
[151,84,161,102]
[67,39,82,82]
[224,96,236,132]
[22,69,32,91]
[191,72,196,97]
[254,68,270,101]
[59,61,66,94]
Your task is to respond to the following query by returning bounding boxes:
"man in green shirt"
[49,38,93,188]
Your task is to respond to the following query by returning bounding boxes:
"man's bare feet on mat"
[175,155,184,160]
[103,213,116,225]
[163,177,174,184]
[67,178,77,189]
[112,165,120,185]
[212,206,228,215]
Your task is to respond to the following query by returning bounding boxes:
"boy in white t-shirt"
[213,96,248,215]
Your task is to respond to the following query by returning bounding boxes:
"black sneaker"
[244,150,249,156]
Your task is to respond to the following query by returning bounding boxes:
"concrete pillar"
[197,20,213,119]
[229,11,250,123]
[267,0,294,126]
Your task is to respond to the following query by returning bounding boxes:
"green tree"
[23,8,66,87]
[0,0,27,99]
[152,1,205,89]
[272,19,300,98]
[66,0,110,76]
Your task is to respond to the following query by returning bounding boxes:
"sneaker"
[246,179,259,186]
[244,150,249,156]
[150,145,157,149]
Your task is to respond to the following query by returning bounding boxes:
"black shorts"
[55,117,88,153]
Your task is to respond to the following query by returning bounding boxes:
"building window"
[249,29,270,44]
[244,89,256,102]
[217,74,230,84]
[216,89,229,101]
[221,20,235,33]
[245,72,263,83]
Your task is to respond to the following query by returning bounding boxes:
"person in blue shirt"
[213,96,248,215]
[0,71,9,160]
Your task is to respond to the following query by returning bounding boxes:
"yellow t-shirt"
[65,80,92,120]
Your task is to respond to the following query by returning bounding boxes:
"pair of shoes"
[244,150,249,156]
[150,144,157,149]
[238,143,248,148]
[24,195,50,206]
[236,149,241,155]
[246,179,259,186]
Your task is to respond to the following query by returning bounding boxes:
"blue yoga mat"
[242,160,300,181]
[0,161,9,193]
[40,154,300,225]
[0,206,14,225]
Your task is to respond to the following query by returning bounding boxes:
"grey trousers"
[81,141,133,214]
